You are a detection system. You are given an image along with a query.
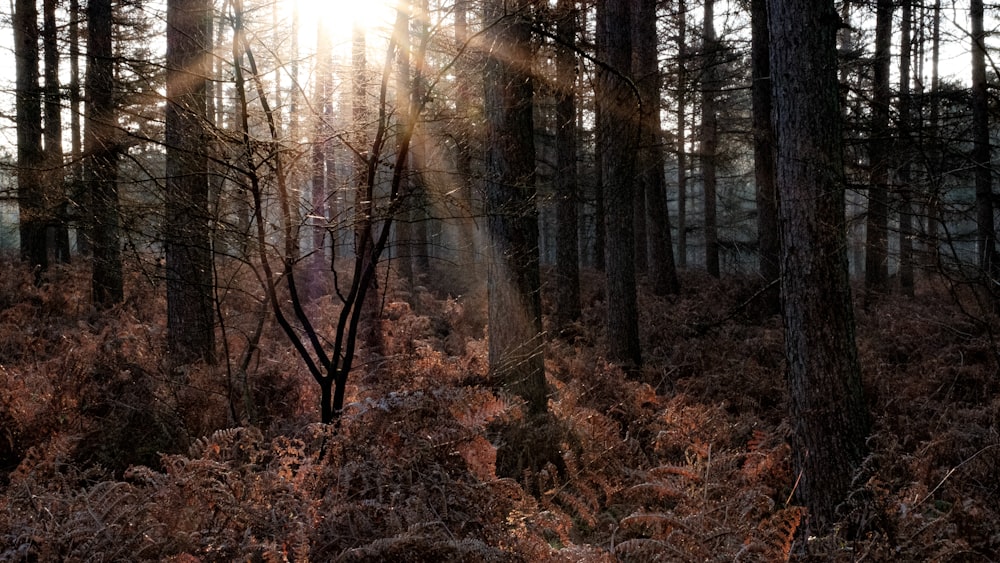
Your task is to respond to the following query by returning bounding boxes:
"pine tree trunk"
[635,0,680,296]
[483,0,547,414]
[166,0,215,364]
[752,0,779,313]
[701,0,719,278]
[769,0,871,536]
[597,0,642,371]
[553,0,582,329]
[865,0,893,304]
[86,0,122,306]
[971,0,995,281]
[14,0,47,276]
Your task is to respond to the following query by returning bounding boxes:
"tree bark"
[43,0,69,263]
[865,0,892,304]
[166,0,215,364]
[971,0,995,282]
[701,0,719,277]
[14,0,47,276]
[752,0,779,313]
[597,0,642,370]
[769,0,871,536]
[553,0,582,329]
[86,0,122,306]
[676,0,688,269]
[898,0,915,295]
[635,0,680,296]
[483,0,547,414]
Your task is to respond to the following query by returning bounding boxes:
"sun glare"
[289,0,396,48]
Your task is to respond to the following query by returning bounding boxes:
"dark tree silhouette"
[769,0,872,536]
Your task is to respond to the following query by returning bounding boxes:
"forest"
[1,0,999,560]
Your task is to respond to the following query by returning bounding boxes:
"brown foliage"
[2,263,999,560]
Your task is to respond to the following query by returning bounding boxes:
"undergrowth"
[1,261,998,561]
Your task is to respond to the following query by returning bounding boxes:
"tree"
[752,0,779,313]
[596,0,642,370]
[483,0,547,414]
[865,0,892,303]
[970,0,995,282]
[165,0,215,364]
[14,0,46,277]
[675,0,690,269]
[86,0,123,306]
[769,0,872,536]
[43,0,69,263]
[897,0,915,295]
[553,0,583,329]
[701,0,720,277]
[635,0,680,296]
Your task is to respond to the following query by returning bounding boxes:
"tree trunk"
[701,0,720,278]
[43,0,69,264]
[553,0,582,329]
[597,0,642,371]
[483,0,547,415]
[69,0,84,256]
[752,0,779,313]
[769,0,871,536]
[635,0,680,296]
[898,0,915,295]
[676,0,688,269]
[166,0,215,364]
[14,0,47,276]
[86,0,123,307]
[865,0,892,304]
[971,0,995,281]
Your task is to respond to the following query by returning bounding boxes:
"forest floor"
[1,258,998,561]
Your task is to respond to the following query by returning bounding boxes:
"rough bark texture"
[596,0,642,370]
[752,0,779,313]
[14,0,47,275]
[865,0,892,303]
[553,0,582,329]
[166,0,215,364]
[676,0,688,269]
[768,0,872,536]
[483,0,547,415]
[635,0,680,296]
[86,0,123,307]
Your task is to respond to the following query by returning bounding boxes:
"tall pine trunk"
[166,0,215,364]
[865,0,893,304]
[483,0,547,414]
[769,0,871,536]
[14,0,47,276]
[86,0,122,306]
[597,0,642,370]
[635,0,680,296]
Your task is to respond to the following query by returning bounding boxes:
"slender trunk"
[14,0,47,276]
[865,0,892,304]
[554,0,582,328]
[676,0,688,269]
[635,0,679,295]
[898,0,914,295]
[701,0,719,277]
[925,0,942,267]
[971,0,995,280]
[752,0,779,312]
[43,0,69,263]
